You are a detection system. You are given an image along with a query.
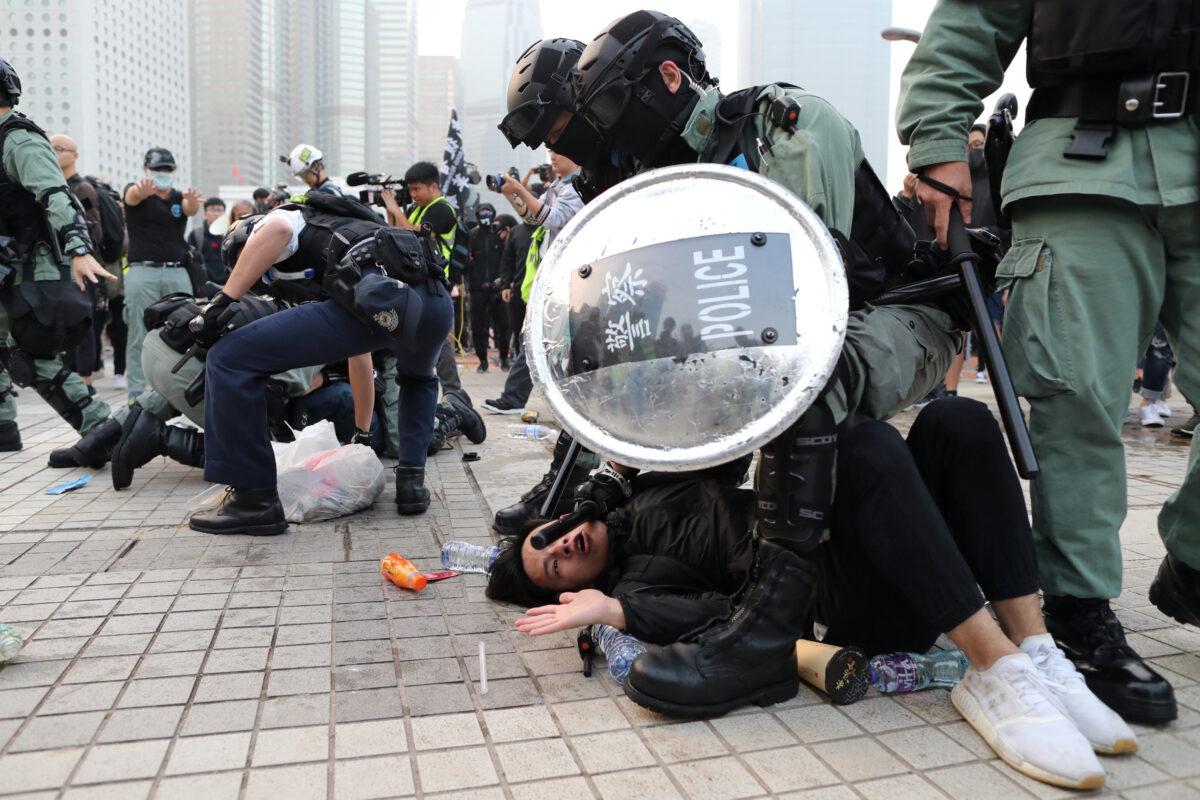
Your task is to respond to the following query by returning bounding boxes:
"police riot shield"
[526,164,848,471]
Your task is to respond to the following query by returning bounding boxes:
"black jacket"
[499,223,534,292]
[465,226,505,290]
[600,467,755,645]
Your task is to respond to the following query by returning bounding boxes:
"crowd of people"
[1,1,1198,793]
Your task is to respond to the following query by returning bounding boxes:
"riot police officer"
[898,0,1199,724]
[186,193,452,536]
[508,13,964,717]
[0,57,118,462]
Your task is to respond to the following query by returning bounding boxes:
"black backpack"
[85,176,127,263]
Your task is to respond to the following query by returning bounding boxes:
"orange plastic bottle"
[380,553,427,590]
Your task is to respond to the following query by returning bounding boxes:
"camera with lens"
[485,167,521,193]
[346,171,411,208]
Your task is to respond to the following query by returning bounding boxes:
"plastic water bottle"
[868,649,970,694]
[506,424,555,441]
[441,541,503,574]
[0,623,23,663]
[594,624,647,685]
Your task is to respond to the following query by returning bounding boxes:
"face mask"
[550,115,606,169]
[968,148,985,169]
[151,171,174,190]
[611,71,701,166]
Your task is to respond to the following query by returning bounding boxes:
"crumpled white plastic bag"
[189,421,386,523]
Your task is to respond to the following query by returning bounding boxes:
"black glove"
[190,292,238,349]
[351,428,372,447]
[574,464,633,516]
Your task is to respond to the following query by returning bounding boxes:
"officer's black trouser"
[204,292,452,488]
[470,287,509,363]
[108,295,127,375]
[508,295,525,356]
[817,398,1039,656]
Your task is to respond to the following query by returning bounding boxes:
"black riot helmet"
[574,11,713,164]
[499,39,606,167]
[144,147,177,171]
[221,214,263,272]
[0,57,21,106]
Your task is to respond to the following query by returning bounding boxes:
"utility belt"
[324,228,447,339]
[1028,71,1197,159]
[129,260,185,269]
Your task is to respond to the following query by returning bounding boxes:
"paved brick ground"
[0,355,1197,799]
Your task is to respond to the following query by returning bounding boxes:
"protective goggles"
[498,100,556,149]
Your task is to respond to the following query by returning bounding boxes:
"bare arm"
[347,353,375,432]
[123,179,156,206]
[220,215,292,299]
[515,589,627,636]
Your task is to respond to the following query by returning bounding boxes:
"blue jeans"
[1140,322,1174,401]
[203,291,452,489]
[302,381,357,442]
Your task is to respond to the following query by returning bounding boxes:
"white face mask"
[151,171,174,190]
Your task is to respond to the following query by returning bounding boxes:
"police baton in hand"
[945,205,1039,479]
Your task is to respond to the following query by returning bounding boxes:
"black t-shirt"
[125,187,187,263]
[190,223,225,282]
[409,199,456,237]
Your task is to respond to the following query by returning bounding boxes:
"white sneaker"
[1153,399,1172,418]
[1140,405,1164,427]
[975,370,988,384]
[1020,634,1138,755]
[112,374,127,389]
[951,652,1105,790]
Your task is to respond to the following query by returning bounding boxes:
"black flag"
[440,109,471,211]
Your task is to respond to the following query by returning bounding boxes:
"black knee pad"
[34,366,90,430]
[755,400,838,554]
[6,349,35,388]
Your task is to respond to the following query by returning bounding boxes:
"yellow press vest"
[407,196,456,276]
[521,226,547,303]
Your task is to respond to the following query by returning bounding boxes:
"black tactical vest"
[0,112,53,261]
[266,202,384,303]
[1027,0,1200,87]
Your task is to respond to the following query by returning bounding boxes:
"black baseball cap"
[144,147,176,171]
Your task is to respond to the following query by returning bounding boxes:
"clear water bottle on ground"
[506,424,555,441]
[594,624,647,685]
[441,540,503,574]
[868,649,969,694]
[0,623,23,663]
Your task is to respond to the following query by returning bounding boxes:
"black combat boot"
[188,487,287,536]
[493,432,596,534]
[1044,595,1177,723]
[111,406,204,490]
[1149,554,1200,628]
[428,391,488,455]
[624,540,815,718]
[0,421,21,451]
[48,417,122,469]
[395,465,430,515]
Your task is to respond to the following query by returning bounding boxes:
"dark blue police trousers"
[203,293,452,489]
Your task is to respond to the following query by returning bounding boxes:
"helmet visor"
[499,100,554,149]
[579,78,632,135]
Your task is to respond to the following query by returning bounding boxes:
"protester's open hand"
[515,589,623,636]
[70,254,116,290]
[915,160,972,248]
[135,178,157,199]
[182,187,202,205]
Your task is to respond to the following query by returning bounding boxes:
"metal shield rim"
[526,163,849,470]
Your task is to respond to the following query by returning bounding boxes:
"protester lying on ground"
[488,398,1136,791]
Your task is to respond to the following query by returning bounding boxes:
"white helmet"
[286,143,323,176]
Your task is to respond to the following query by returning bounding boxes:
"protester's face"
[204,204,225,224]
[968,131,986,151]
[521,519,609,593]
[549,150,578,178]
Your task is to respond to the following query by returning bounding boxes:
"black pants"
[64,283,99,378]
[508,295,525,356]
[817,398,1039,656]
[470,287,510,363]
[107,295,127,375]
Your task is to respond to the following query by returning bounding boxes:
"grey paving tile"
[669,755,767,800]
[135,650,206,679]
[0,659,69,689]
[591,766,682,800]
[9,710,105,751]
[0,747,85,793]
[98,704,186,742]
[496,738,580,783]
[165,731,252,775]
[118,675,196,708]
[181,699,260,736]
[334,687,405,723]
[252,725,329,766]
[40,681,122,714]
[335,754,414,799]
[156,771,245,800]
[484,705,560,743]
[194,671,265,703]
[273,643,332,670]
[572,730,656,774]
[74,739,170,784]
[407,680,474,716]
[742,746,841,794]
[61,655,139,684]
[244,762,328,800]
[260,693,331,729]
[204,646,270,674]
[0,686,50,718]
[267,666,331,696]
[415,747,499,794]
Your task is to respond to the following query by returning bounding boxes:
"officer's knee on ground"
[910,396,1000,452]
[839,419,909,481]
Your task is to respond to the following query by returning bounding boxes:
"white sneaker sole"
[951,685,1105,791]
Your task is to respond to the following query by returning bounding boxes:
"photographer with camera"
[285,144,343,198]
[481,149,582,415]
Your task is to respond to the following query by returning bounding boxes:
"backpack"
[84,176,127,263]
[446,215,471,285]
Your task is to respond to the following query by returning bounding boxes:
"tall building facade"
[458,0,542,183]
[374,0,418,175]
[0,0,193,186]
[417,55,459,164]
[738,0,892,173]
[189,0,266,194]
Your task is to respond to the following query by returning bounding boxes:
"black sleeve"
[420,201,457,236]
[499,233,517,288]
[615,585,732,645]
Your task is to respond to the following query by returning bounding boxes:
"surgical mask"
[151,171,174,190]
[967,148,986,173]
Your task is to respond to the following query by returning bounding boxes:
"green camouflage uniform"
[0,108,112,433]
[898,0,1200,598]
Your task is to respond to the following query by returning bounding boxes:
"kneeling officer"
[187,193,452,536]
